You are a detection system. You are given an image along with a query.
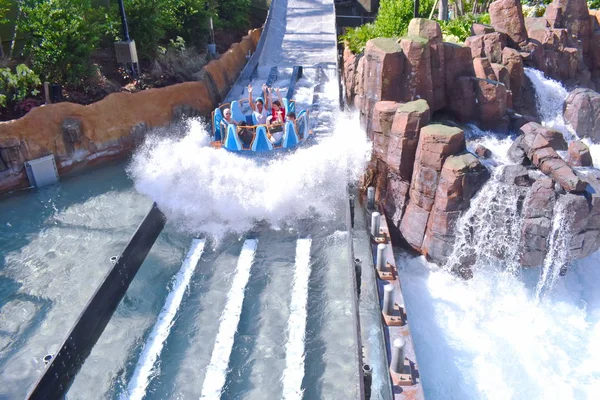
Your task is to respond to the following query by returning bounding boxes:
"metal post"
[367,186,375,209]
[376,243,386,271]
[363,363,372,399]
[354,258,362,298]
[117,0,131,42]
[383,284,394,316]
[370,212,380,237]
[390,337,406,374]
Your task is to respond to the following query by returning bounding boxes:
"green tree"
[19,0,100,86]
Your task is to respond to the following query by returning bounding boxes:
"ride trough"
[211,97,310,152]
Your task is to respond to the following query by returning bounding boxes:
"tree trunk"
[414,0,420,18]
[439,0,449,21]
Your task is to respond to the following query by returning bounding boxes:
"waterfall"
[524,68,576,140]
[445,169,526,275]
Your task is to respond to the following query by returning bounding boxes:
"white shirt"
[253,107,269,125]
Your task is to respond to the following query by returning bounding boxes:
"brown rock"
[387,99,431,180]
[498,164,532,186]
[384,173,411,230]
[491,63,511,88]
[553,0,592,55]
[399,36,434,106]
[343,45,360,105]
[568,140,594,166]
[590,31,600,77]
[372,101,400,160]
[545,3,564,28]
[399,202,431,251]
[489,0,528,46]
[472,23,495,35]
[483,32,507,63]
[465,35,486,59]
[363,38,404,103]
[525,17,550,43]
[563,87,600,143]
[422,152,490,263]
[449,76,478,122]
[502,47,525,105]
[472,78,508,129]
[444,42,475,95]
[408,19,446,111]
[519,122,587,191]
[519,177,556,266]
[473,57,498,80]
[562,192,600,260]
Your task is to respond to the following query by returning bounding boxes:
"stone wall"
[0,28,262,195]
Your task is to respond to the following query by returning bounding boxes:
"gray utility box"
[25,154,59,188]
[114,40,139,64]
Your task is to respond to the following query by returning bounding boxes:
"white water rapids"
[399,69,600,400]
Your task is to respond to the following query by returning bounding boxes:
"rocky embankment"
[0,29,262,195]
[345,0,600,271]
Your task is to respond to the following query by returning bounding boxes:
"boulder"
[518,122,587,192]
[489,0,528,46]
[590,31,600,77]
[475,144,492,158]
[502,47,525,106]
[465,35,486,59]
[563,87,600,143]
[0,139,27,172]
[400,124,466,251]
[343,45,361,105]
[519,177,556,266]
[498,164,532,186]
[525,17,550,43]
[553,0,592,55]
[422,152,490,263]
[491,63,511,88]
[372,101,400,159]
[472,78,508,129]
[387,99,431,180]
[545,3,564,28]
[471,23,495,36]
[483,32,507,63]
[398,36,434,106]
[408,19,446,111]
[449,76,478,122]
[473,57,498,81]
[562,192,600,260]
[508,135,531,165]
[567,140,594,166]
[384,173,412,230]
[444,42,475,95]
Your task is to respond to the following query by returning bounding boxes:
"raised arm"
[248,84,255,111]
[275,88,282,103]
[262,84,270,110]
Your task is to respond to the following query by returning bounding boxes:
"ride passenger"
[248,84,270,125]
[267,87,285,126]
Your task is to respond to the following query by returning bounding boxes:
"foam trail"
[200,239,258,399]
[125,239,206,400]
[281,238,312,400]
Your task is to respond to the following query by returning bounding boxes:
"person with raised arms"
[248,83,270,125]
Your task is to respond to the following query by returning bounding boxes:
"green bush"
[0,64,41,108]
[439,13,490,43]
[340,0,436,54]
[19,0,100,86]
[213,0,251,32]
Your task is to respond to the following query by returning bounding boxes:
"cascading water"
[398,68,600,399]
[445,169,526,275]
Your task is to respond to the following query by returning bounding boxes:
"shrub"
[150,37,208,83]
[439,13,491,43]
[213,0,251,32]
[19,0,100,86]
[340,0,436,54]
[0,64,41,108]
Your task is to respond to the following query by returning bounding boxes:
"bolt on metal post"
[383,284,394,316]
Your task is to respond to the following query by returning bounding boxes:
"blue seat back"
[296,110,308,140]
[282,120,299,149]
[283,98,296,114]
[213,108,223,140]
[252,126,274,152]
[251,112,258,125]
[230,101,245,124]
[223,124,243,151]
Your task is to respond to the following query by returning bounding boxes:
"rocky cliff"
[345,1,600,273]
[0,28,262,195]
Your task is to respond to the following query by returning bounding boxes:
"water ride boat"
[211,96,310,152]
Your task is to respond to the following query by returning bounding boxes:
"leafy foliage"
[0,64,41,108]
[340,0,436,54]
[589,0,600,10]
[19,0,100,86]
[439,13,491,43]
[213,0,251,31]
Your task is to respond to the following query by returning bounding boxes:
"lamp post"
[113,0,139,77]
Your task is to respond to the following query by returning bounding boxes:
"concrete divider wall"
[0,28,262,195]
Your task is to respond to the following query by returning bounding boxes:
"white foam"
[128,113,371,237]
[124,239,206,400]
[200,239,258,399]
[281,238,312,400]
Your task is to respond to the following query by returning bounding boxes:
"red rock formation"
[372,101,400,158]
[564,88,600,143]
[400,124,465,250]
[398,36,434,106]
[422,152,490,263]
[489,0,528,46]
[473,57,498,81]
[568,140,594,166]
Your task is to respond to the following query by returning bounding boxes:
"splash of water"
[445,169,526,275]
[128,113,371,237]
